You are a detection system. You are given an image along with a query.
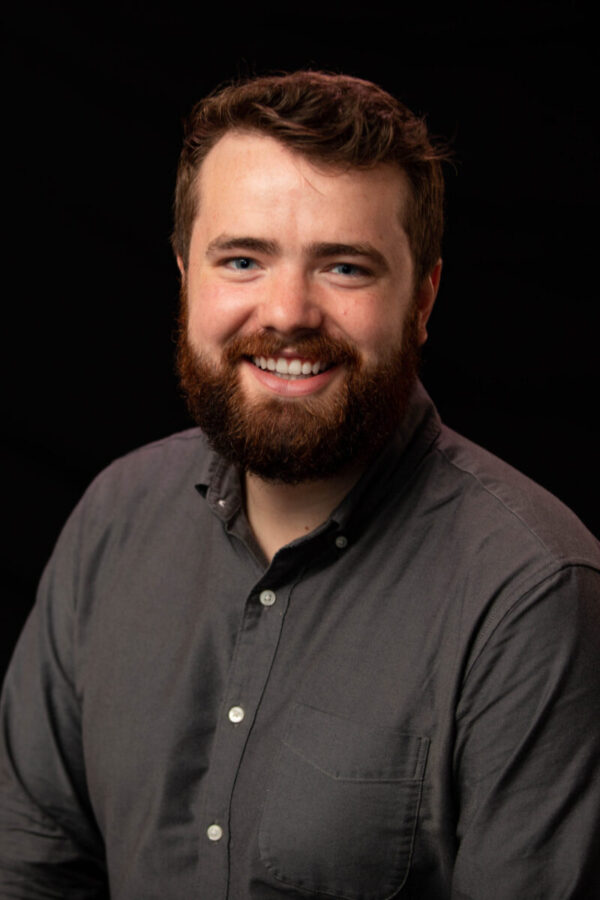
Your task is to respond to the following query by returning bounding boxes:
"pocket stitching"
[259,705,430,900]
[282,737,427,783]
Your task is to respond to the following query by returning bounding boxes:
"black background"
[3,1,598,677]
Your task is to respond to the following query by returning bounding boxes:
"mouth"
[249,355,332,381]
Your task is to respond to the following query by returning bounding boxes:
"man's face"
[178,131,440,483]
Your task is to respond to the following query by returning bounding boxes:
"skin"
[178,131,441,560]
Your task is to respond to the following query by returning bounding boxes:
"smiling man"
[1,72,599,899]
[176,128,440,557]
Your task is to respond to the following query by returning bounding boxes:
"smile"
[251,356,330,380]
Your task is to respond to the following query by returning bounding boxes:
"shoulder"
[50,428,214,559]
[406,421,600,681]
[82,427,211,503]
[426,424,600,570]
[103,426,209,478]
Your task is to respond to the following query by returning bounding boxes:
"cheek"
[333,298,405,360]
[187,281,255,347]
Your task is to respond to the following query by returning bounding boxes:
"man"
[1,71,599,898]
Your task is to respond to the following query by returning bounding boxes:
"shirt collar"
[195,378,441,532]
[328,379,441,531]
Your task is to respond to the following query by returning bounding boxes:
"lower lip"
[241,359,340,397]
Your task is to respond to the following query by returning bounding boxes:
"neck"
[244,463,365,564]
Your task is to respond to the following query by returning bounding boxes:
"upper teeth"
[252,356,325,376]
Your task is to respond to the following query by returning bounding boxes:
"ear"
[415,259,442,345]
[176,255,186,282]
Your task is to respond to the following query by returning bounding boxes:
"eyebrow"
[205,234,389,271]
[205,235,279,257]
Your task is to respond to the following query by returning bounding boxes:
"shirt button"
[335,535,348,549]
[217,498,227,508]
[207,824,223,841]
[228,705,245,724]
[259,589,277,606]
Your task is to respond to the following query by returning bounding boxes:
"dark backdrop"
[3,1,598,678]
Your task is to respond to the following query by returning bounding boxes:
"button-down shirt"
[1,382,599,898]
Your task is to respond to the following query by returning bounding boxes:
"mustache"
[222,332,360,367]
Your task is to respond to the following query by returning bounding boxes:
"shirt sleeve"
[452,563,600,899]
[0,503,109,898]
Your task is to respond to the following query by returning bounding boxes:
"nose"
[256,267,324,335]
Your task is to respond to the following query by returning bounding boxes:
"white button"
[217,498,227,508]
[207,823,223,841]
[228,706,245,723]
[335,535,348,549]
[259,589,276,606]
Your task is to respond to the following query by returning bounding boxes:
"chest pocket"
[258,702,429,900]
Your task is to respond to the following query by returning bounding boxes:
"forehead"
[193,131,411,235]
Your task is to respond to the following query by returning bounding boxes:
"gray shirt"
[1,382,599,899]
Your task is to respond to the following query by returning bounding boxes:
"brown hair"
[172,71,449,286]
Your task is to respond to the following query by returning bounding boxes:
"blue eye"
[227,257,257,270]
[331,262,367,277]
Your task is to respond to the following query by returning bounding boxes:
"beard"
[176,300,421,485]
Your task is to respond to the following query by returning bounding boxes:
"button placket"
[198,580,292,889]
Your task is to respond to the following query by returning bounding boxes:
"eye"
[224,256,258,271]
[330,262,370,277]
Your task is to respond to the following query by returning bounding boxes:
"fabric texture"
[1,382,599,899]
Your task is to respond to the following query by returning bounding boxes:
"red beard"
[176,304,421,484]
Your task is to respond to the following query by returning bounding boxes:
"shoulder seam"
[463,561,600,679]
[433,443,582,563]
[108,428,204,463]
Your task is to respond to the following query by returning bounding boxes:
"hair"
[172,71,450,287]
